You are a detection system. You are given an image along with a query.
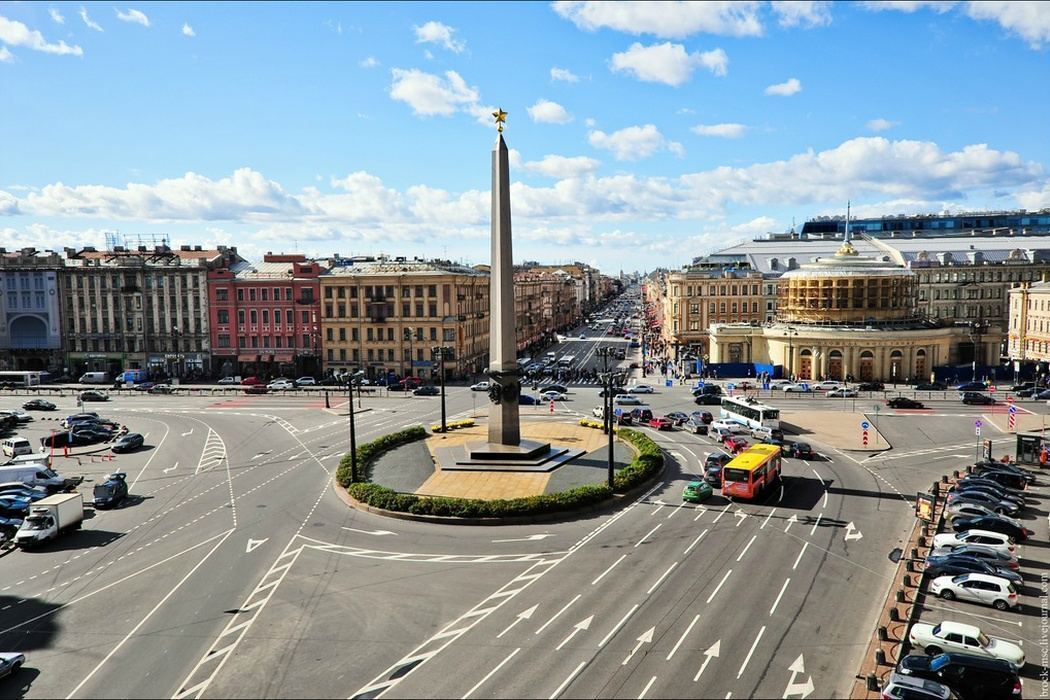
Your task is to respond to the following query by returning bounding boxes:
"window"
[367,328,374,341]
[250,310,258,324]
[387,349,395,361]
[218,310,230,324]
[368,349,375,361]
[238,335,247,348]
[428,302,437,317]
[273,309,281,325]
[249,288,257,301]
[285,287,292,300]
[415,302,424,316]
[339,348,347,361]
[402,303,411,317]
[327,328,334,341]
[416,285,424,297]
[325,286,333,299]
[287,335,294,348]
[218,334,230,348]
[301,311,309,323]
[302,334,310,348]
[286,309,293,325]
[250,336,258,348]
[338,304,346,317]
[263,336,271,348]
[275,336,283,348]
[328,349,334,361]
[352,328,359,341]
[261,288,269,301]
[402,286,410,297]
[262,310,269,324]
[216,288,229,302]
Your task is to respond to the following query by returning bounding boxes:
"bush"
[347,482,613,518]
[431,418,476,433]
[613,428,664,491]
[336,425,427,486]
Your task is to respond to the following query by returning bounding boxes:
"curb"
[330,459,667,526]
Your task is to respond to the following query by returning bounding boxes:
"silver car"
[881,672,954,700]
[0,652,25,679]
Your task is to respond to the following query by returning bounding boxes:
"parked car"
[856,381,885,391]
[665,412,689,426]
[915,382,948,391]
[879,672,953,700]
[0,495,32,517]
[888,397,926,409]
[0,410,31,424]
[413,385,440,396]
[951,516,1030,542]
[946,491,1020,517]
[217,376,238,385]
[92,472,129,509]
[813,381,841,391]
[295,377,317,386]
[930,573,1019,610]
[648,417,673,430]
[268,379,295,391]
[111,433,144,453]
[896,653,1021,700]
[973,461,1035,484]
[931,544,1018,570]
[962,392,996,406]
[0,486,47,502]
[785,441,814,459]
[946,501,1003,521]
[0,653,25,681]
[908,621,1024,668]
[923,554,1022,584]
[628,384,654,394]
[970,470,1029,491]
[682,480,713,503]
[952,484,1024,509]
[22,399,56,411]
[79,390,109,402]
[956,381,989,392]
[694,394,722,406]
[826,387,858,398]
[240,376,263,386]
[955,477,1025,501]
[932,530,1015,556]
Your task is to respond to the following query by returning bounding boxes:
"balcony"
[295,297,315,305]
[367,316,387,323]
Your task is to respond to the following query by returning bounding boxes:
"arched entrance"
[828,349,843,381]
[915,348,927,382]
[890,349,904,384]
[799,349,812,380]
[9,315,47,348]
[859,350,875,381]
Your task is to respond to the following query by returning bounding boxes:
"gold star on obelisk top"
[492,108,508,133]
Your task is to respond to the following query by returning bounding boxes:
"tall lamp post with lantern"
[431,345,454,433]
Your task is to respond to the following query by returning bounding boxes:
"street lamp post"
[596,346,617,489]
[347,370,364,483]
[432,346,454,433]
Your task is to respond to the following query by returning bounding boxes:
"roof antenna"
[845,200,851,242]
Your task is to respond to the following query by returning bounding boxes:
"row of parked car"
[883,459,1039,699]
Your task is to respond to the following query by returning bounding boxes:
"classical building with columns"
[709,236,1003,382]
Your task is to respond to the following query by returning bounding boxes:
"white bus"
[0,371,49,387]
[557,355,576,368]
[720,396,780,431]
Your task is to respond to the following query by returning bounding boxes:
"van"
[0,464,70,492]
[79,372,110,384]
[115,369,145,384]
[1,437,33,458]
[5,452,51,467]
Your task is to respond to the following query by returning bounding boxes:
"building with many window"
[207,253,325,378]
[1007,280,1050,367]
[319,257,490,381]
[0,248,64,371]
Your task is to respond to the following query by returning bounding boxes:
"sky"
[2,1,1050,274]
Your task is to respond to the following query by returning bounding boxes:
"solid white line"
[693,507,707,522]
[463,648,520,699]
[823,490,828,509]
[667,503,686,519]
[706,569,732,604]
[65,529,235,698]
[666,614,700,661]
[592,554,627,585]
[760,508,777,530]
[129,419,170,489]
[638,675,657,700]
[535,594,581,635]
[792,542,809,570]
[712,504,732,523]
[683,529,709,555]
[736,625,766,678]
[598,604,639,648]
[769,578,790,616]
[550,661,587,700]
[647,562,678,595]
[809,513,822,536]
[736,535,758,562]
[635,523,662,547]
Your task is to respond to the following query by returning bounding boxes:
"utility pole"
[347,371,363,482]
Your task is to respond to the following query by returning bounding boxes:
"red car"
[723,436,748,453]
[240,376,263,386]
[648,416,674,430]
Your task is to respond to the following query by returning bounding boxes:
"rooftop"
[322,257,486,278]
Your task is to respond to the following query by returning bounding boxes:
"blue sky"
[2,1,1050,273]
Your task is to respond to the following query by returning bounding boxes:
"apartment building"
[207,253,325,378]
[1008,281,1050,365]
[0,248,63,371]
[319,257,489,381]
[658,266,766,357]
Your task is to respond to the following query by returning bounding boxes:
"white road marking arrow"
[844,521,863,541]
[492,534,554,543]
[555,615,594,651]
[693,640,721,682]
[162,461,178,474]
[497,604,538,639]
[783,654,815,698]
[622,627,655,666]
[734,511,748,527]
[784,514,798,533]
[181,429,193,437]
[251,451,271,460]
[246,538,269,553]
[342,527,398,536]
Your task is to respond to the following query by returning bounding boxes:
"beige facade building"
[658,267,765,357]
[319,257,489,381]
[1008,281,1050,363]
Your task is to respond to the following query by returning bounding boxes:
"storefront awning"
[237,353,258,362]
[273,354,294,363]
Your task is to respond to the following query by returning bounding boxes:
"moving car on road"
[813,381,841,391]
[781,383,811,393]
[541,391,568,402]
[22,399,56,411]
[915,382,948,391]
[217,376,238,385]
[92,472,128,509]
[470,381,491,392]
[929,572,1019,610]
[888,397,926,409]
[856,382,885,391]
[685,417,708,435]
[723,435,748,453]
[665,411,689,425]
[694,394,722,406]
[784,441,815,459]
[268,379,295,390]
[682,480,713,503]
[614,394,642,406]
[962,392,996,405]
[956,381,988,392]
[413,385,440,396]
[79,390,109,402]
[908,621,1024,668]
[648,416,673,430]
[240,376,263,386]
[111,433,144,453]
[826,387,858,398]
[244,386,269,395]
[296,377,317,386]
[628,384,654,394]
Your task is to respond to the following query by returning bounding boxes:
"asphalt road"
[1,336,1046,698]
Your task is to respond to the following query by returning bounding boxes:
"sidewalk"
[779,409,890,452]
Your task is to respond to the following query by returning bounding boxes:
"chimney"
[180,245,191,251]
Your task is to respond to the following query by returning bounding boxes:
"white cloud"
[0,16,83,56]
[588,124,682,161]
[523,155,601,178]
[691,123,747,138]
[359,56,379,68]
[182,22,195,37]
[550,66,579,82]
[0,46,13,63]
[527,99,572,124]
[770,1,833,27]
[413,20,465,53]
[466,103,500,128]
[610,42,727,86]
[866,117,899,132]
[79,6,103,32]
[553,0,764,38]
[584,117,596,127]
[764,77,801,96]
[963,1,1050,49]
[860,1,956,12]
[48,7,65,24]
[115,8,150,28]
[389,68,479,117]
[1016,181,1050,212]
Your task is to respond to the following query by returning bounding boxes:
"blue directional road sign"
[975,419,983,427]
[727,383,736,391]
[613,408,623,417]
[1009,405,1018,414]
[861,421,870,430]
[665,379,673,387]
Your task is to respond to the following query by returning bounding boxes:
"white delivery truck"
[14,492,84,547]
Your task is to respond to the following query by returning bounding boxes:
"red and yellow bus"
[722,444,782,500]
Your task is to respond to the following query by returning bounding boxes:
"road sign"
[989,385,997,393]
[727,383,735,391]
[1007,396,1015,404]
[800,383,809,391]
[974,419,983,428]
[665,379,673,387]
[976,426,982,436]
[1009,405,1018,414]
[613,407,622,417]
[860,421,870,430]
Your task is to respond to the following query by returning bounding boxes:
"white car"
[908,621,1024,669]
[710,420,749,436]
[826,388,858,398]
[470,381,491,392]
[216,376,238,385]
[268,379,294,390]
[295,377,317,386]
[932,529,1015,556]
[0,410,32,423]
[613,394,642,406]
[0,652,25,680]
[628,385,654,394]
[813,381,842,391]
[781,384,811,393]
[930,572,1019,610]
[768,379,794,390]
[541,391,568,401]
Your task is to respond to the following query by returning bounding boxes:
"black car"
[694,394,722,406]
[1015,387,1038,398]
[79,390,109,402]
[22,399,56,411]
[914,382,947,391]
[973,461,1035,484]
[955,381,989,392]
[785,441,814,459]
[888,397,925,409]
[923,554,1022,583]
[92,472,128,509]
[692,385,722,396]
[956,475,1025,496]
[691,411,714,424]
[72,428,112,444]
[954,480,1025,505]
[961,392,996,406]
[947,492,1020,517]
[1010,382,1035,392]
[971,470,1029,491]
[666,412,689,425]
[896,652,1020,700]
[111,433,144,453]
[541,384,569,394]
[704,463,724,487]
[598,388,626,397]
[951,515,1030,542]
[856,381,885,391]
[413,385,440,396]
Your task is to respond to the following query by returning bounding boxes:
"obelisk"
[487,108,521,446]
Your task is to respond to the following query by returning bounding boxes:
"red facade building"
[207,253,324,378]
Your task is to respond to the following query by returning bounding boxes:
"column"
[818,347,827,380]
